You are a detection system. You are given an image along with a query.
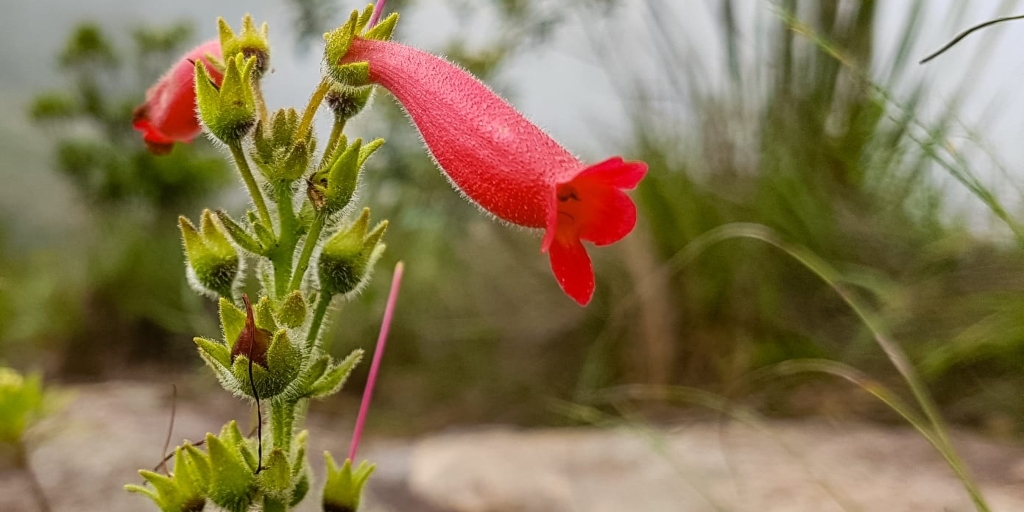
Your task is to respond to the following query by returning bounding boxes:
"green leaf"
[309,349,363,398]
[219,299,246,348]
[195,337,231,369]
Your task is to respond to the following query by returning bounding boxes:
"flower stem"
[323,118,347,166]
[349,261,403,461]
[295,78,331,145]
[289,211,327,292]
[229,143,273,228]
[253,80,270,125]
[306,292,333,350]
[272,184,300,298]
[270,397,297,451]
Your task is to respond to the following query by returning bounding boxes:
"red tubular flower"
[132,40,222,154]
[341,39,647,305]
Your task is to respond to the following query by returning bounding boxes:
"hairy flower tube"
[133,39,222,154]
[330,34,647,305]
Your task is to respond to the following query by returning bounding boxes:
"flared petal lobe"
[132,40,222,154]
[548,235,595,306]
[543,158,647,305]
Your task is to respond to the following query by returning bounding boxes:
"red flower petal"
[577,187,637,247]
[575,157,647,189]
[548,235,594,306]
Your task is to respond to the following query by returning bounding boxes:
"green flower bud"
[195,54,257,145]
[228,296,301,399]
[252,108,314,183]
[125,447,206,512]
[322,453,375,512]
[219,15,270,77]
[204,422,259,512]
[309,138,384,213]
[323,6,398,87]
[318,208,387,297]
[196,296,302,399]
[179,210,240,299]
[325,84,373,122]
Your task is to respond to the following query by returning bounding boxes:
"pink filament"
[348,261,404,462]
[369,0,388,28]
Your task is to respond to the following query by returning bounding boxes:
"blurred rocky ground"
[1,381,1023,512]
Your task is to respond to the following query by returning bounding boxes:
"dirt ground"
[1,381,1022,512]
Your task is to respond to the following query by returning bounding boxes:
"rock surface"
[407,424,1024,512]
[0,381,1022,511]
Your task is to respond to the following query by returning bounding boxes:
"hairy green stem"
[289,212,327,291]
[271,184,300,298]
[229,143,273,228]
[322,118,347,166]
[253,80,270,125]
[270,397,297,452]
[295,78,331,144]
[306,292,333,350]
[263,496,287,512]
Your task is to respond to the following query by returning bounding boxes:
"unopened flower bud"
[227,295,301,399]
[219,15,270,77]
[318,208,387,297]
[325,84,373,122]
[322,453,375,512]
[180,209,239,299]
[252,108,314,183]
[309,137,384,213]
[203,421,259,511]
[195,54,257,145]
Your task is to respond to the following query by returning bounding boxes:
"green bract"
[125,448,206,512]
[323,5,399,87]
